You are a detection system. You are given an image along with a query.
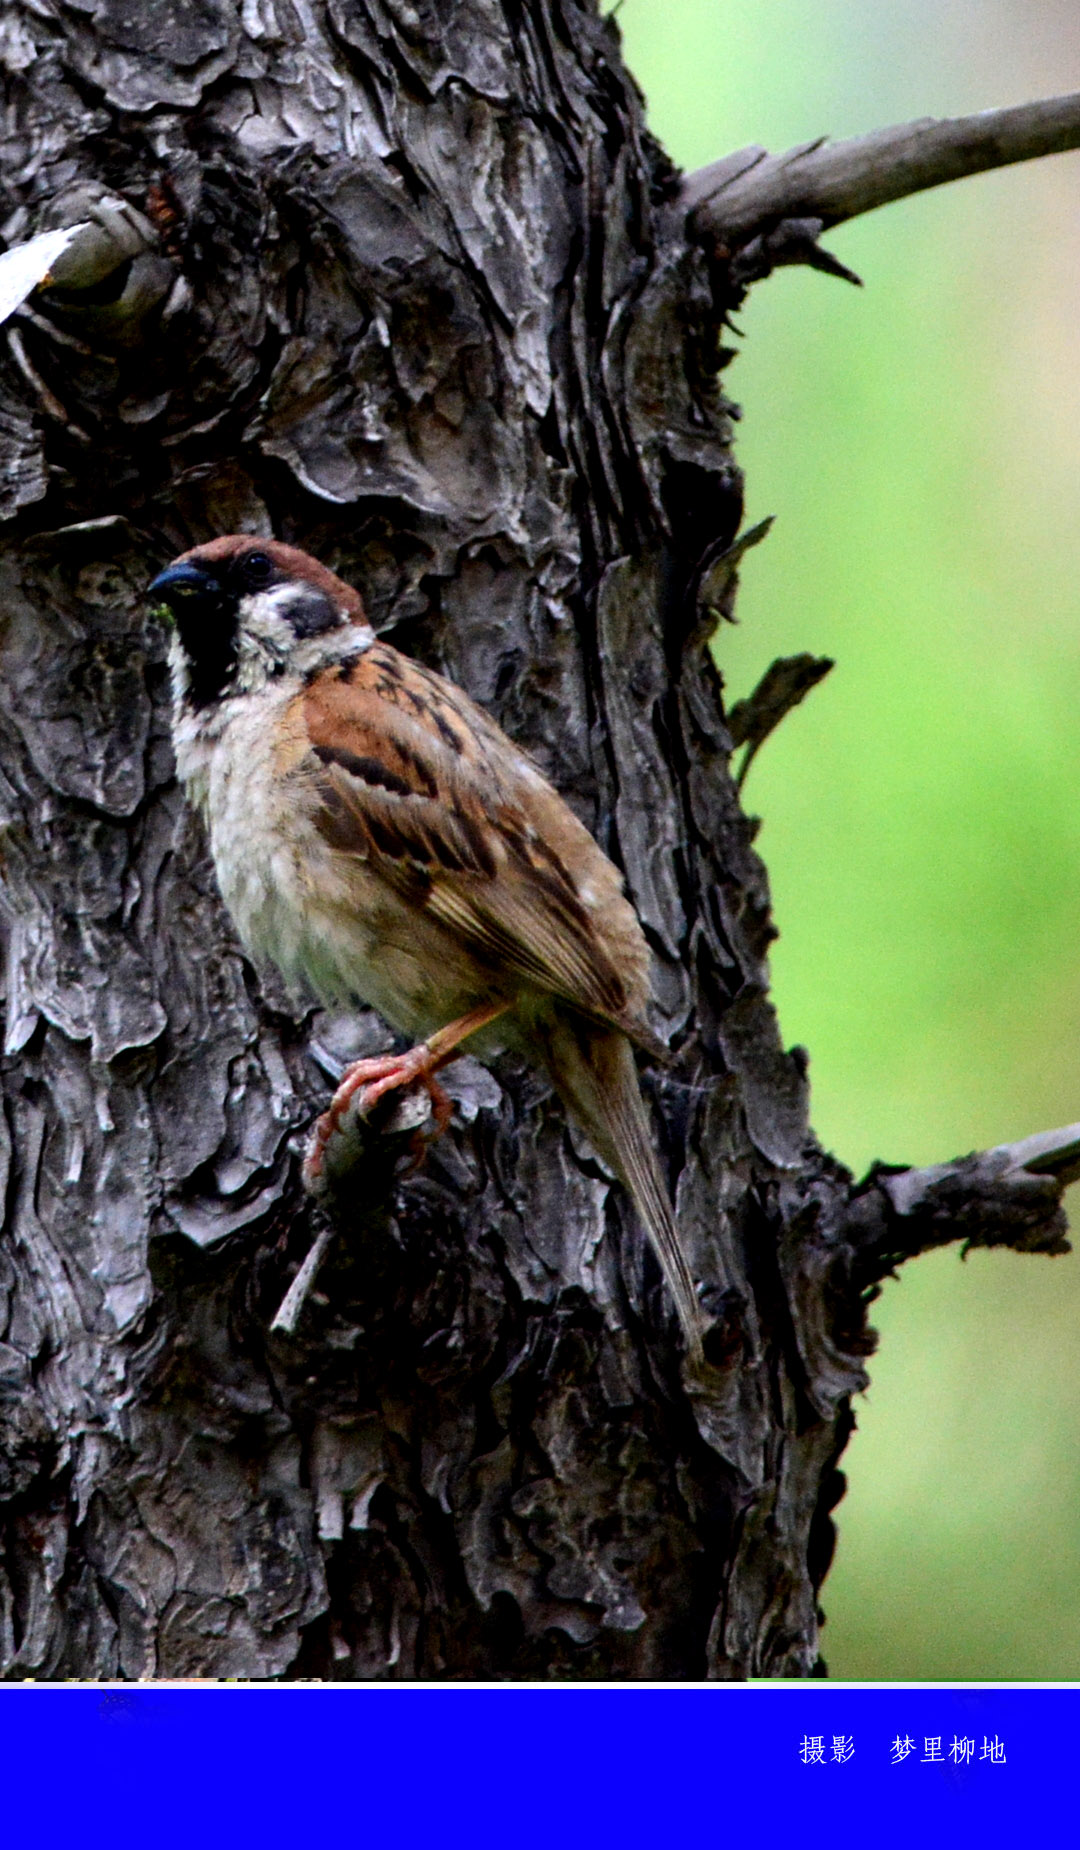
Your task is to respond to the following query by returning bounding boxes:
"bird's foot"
[303,1043,452,1189]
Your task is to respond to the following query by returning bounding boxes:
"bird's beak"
[147,560,217,615]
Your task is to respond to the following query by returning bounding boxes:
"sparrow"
[148,536,704,1359]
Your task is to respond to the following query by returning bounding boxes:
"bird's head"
[148,535,372,709]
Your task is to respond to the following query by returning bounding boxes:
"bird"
[148,535,704,1359]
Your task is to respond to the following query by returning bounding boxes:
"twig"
[846,1119,1080,1281]
[684,93,1080,244]
[6,325,91,441]
[270,1222,335,1336]
[13,302,94,353]
[727,653,834,788]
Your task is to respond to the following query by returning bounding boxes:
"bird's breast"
[172,687,495,1040]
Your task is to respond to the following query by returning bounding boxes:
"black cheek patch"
[284,591,340,639]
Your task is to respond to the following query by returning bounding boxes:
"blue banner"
[1,1683,1067,1844]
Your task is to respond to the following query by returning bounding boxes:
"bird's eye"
[242,550,274,588]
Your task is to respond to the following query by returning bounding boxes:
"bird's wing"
[293,644,650,1030]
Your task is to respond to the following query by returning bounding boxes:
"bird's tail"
[538,1013,704,1362]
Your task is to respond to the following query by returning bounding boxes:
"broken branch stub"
[727,653,835,787]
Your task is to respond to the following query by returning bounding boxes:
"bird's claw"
[301,1049,453,1194]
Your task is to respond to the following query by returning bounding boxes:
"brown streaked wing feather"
[296,649,635,1025]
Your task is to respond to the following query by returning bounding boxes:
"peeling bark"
[0,0,1070,1680]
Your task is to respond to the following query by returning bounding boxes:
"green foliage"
[621,0,1080,1679]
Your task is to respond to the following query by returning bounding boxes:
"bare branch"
[270,1222,336,1336]
[684,93,1080,246]
[844,1121,1080,1281]
[727,653,834,788]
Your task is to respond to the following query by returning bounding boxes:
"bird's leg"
[303,1000,510,1185]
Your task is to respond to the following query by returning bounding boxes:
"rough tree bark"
[0,2,1076,1680]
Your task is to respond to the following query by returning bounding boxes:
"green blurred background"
[618,0,1080,1678]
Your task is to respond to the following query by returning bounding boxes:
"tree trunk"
[0,0,1071,1680]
